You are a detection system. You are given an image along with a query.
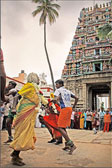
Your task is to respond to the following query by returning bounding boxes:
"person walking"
[10,73,48,166]
[54,79,78,154]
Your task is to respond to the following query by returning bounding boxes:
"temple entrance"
[88,84,110,110]
[96,94,109,110]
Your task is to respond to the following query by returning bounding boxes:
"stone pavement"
[1,128,112,167]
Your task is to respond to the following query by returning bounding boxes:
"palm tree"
[97,23,112,65]
[98,23,112,40]
[32,0,60,91]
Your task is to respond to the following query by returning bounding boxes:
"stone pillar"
[83,83,87,109]
[86,85,89,108]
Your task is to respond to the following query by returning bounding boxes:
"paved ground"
[1,128,112,167]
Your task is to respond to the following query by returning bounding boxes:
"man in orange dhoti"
[54,80,78,154]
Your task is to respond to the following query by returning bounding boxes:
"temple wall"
[63,72,112,110]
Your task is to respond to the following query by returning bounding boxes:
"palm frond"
[47,10,56,25]
[49,3,60,10]
[47,7,59,17]
[32,6,43,17]
[32,0,44,3]
[39,11,47,25]
[98,23,112,40]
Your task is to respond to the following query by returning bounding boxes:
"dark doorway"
[88,84,110,110]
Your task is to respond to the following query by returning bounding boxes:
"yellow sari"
[80,113,84,129]
[10,82,47,151]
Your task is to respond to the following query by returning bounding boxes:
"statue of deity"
[89,63,93,72]
[103,61,107,71]
[72,63,76,69]
[80,63,83,74]
[39,73,47,86]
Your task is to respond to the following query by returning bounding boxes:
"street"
[1,128,112,167]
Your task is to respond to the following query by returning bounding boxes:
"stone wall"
[63,71,112,110]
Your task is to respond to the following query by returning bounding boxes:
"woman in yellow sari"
[10,73,48,166]
[80,110,84,129]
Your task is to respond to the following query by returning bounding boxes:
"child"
[93,110,99,134]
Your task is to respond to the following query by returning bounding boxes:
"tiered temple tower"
[62,2,112,110]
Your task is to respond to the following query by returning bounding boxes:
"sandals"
[11,157,25,166]
[62,141,77,155]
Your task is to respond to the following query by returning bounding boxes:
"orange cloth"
[103,123,110,132]
[78,112,82,116]
[44,114,59,128]
[104,114,111,123]
[58,107,72,128]
[43,114,61,138]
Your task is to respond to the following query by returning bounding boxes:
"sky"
[1,0,109,85]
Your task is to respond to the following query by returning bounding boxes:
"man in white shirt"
[54,79,78,154]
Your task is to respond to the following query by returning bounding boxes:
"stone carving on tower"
[62,2,112,110]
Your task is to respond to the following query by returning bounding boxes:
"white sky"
[1,0,109,85]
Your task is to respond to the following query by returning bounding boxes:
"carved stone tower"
[62,2,112,110]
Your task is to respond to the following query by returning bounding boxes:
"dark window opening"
[95,49,100,55]
[96,16,98,20]
[95,63,101,71]
[96,37,99,41]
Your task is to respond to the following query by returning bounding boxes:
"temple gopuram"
[62,2,112,110]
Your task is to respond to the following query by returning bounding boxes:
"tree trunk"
[44,20,55,91]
